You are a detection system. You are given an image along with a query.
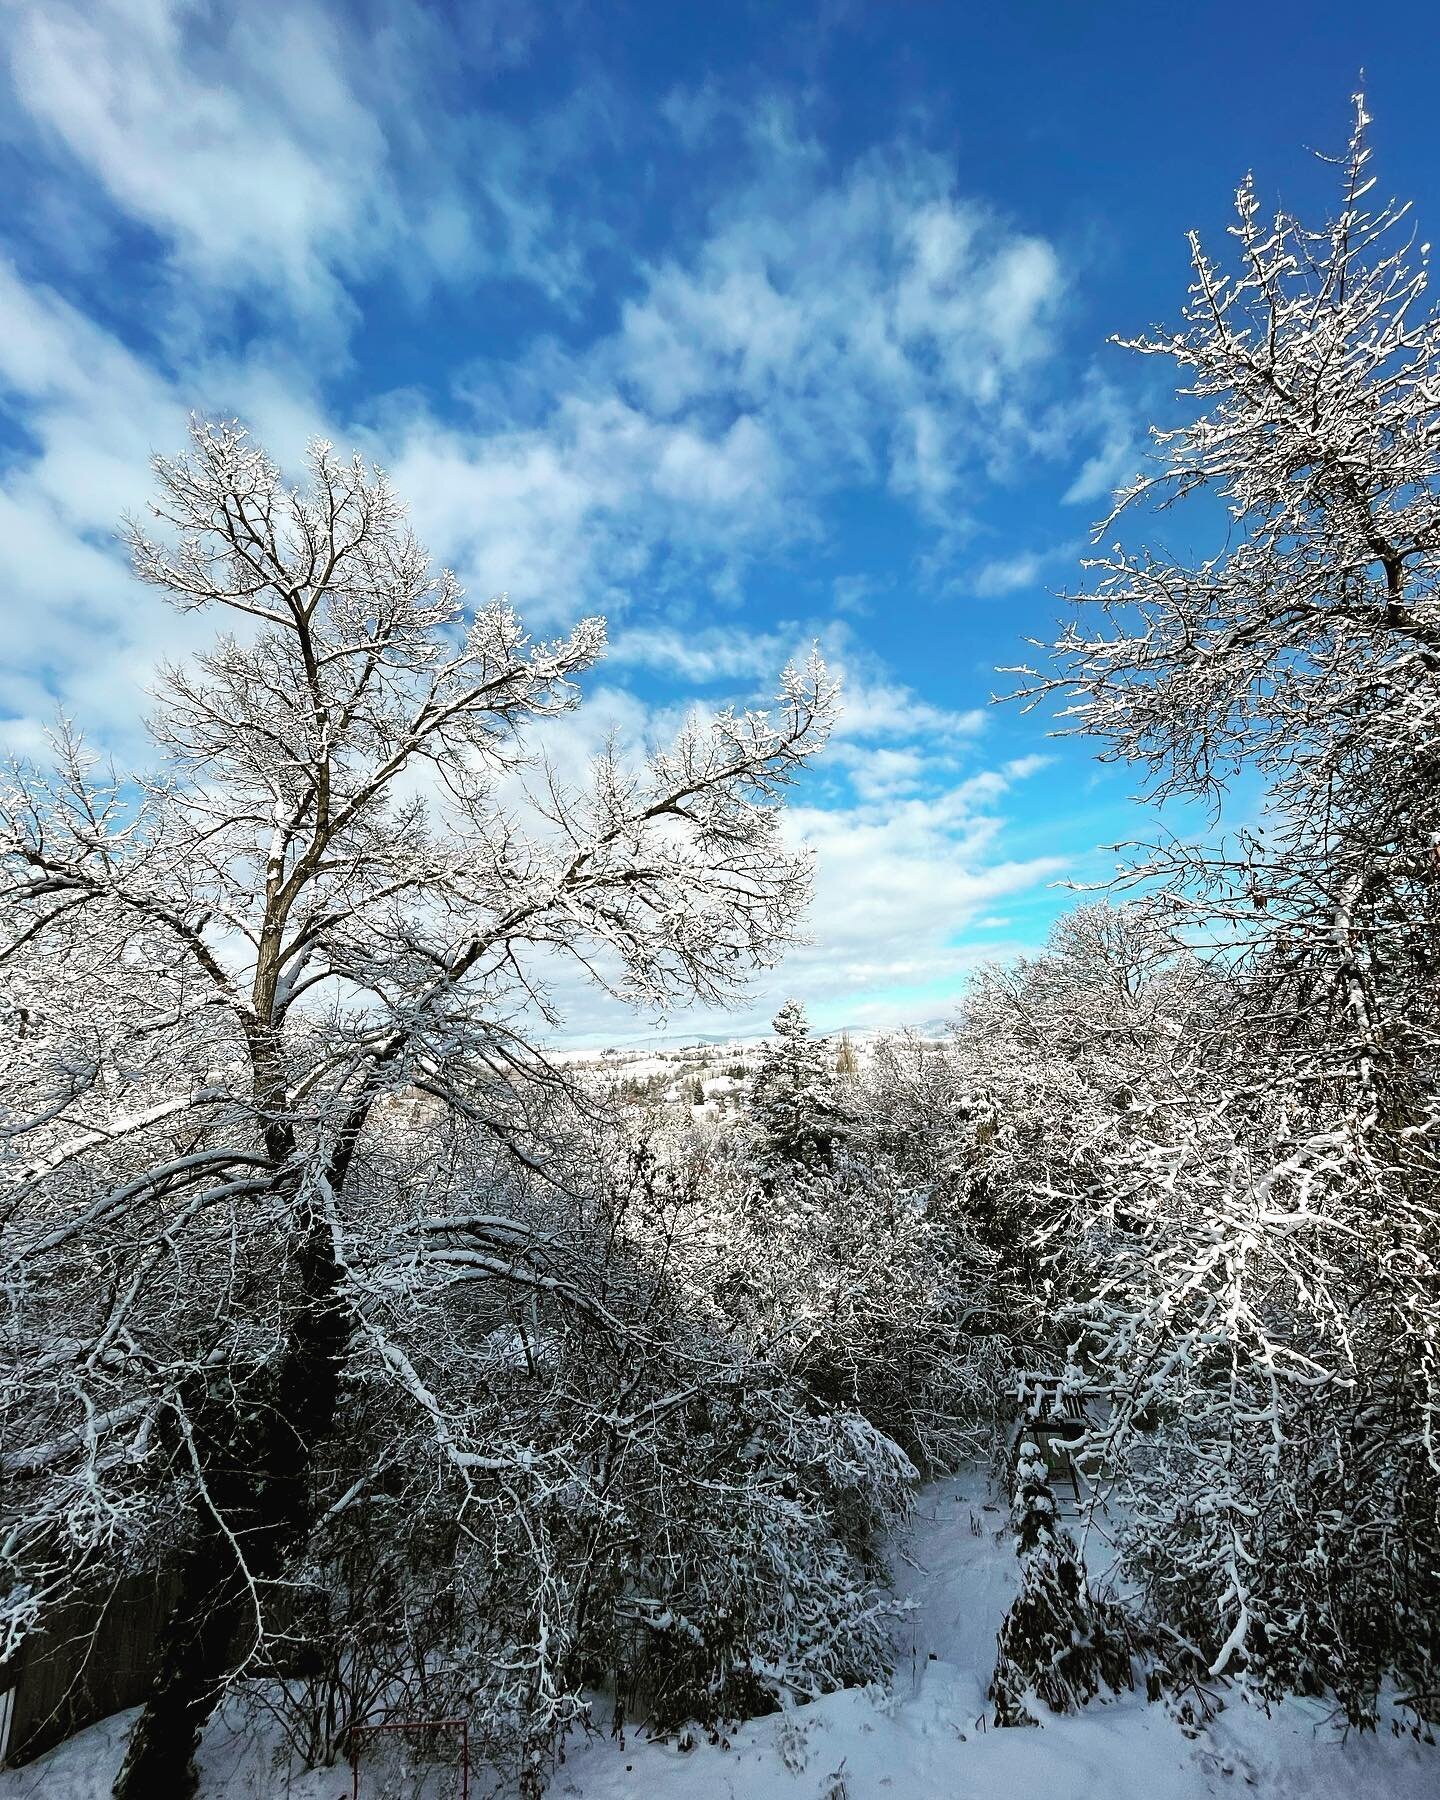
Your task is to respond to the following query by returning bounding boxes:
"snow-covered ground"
[5,1469,1434,1800]
[559,1470,1438,1800]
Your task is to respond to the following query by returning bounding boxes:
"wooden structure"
[1010,1371,1104,1502]
[0,1570,182,1767]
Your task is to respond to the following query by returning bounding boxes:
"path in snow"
[3,1468,1436,1799]
[556,1467,1437,1800]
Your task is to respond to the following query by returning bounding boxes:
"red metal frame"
[348,1717,470,1800]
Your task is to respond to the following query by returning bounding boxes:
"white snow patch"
[3,1469,1434,1799]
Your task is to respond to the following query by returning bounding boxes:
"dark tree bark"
[113,1216,347,1799]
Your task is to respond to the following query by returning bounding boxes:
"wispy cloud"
[369,127,1075,636]
[2,0,590,340]
[505,701,1064,1041]
[1059,374,1140,508]
[759,755,1067,1020]
[972,541,1083,598]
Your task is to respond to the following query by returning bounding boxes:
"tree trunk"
[113,1217,347,1798]
[110,1514,256,1798]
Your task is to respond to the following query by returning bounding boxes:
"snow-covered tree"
[1015,95,1440,1135]
[746,998,852,1182]
[644,1020,1017,1478]
[0,420,838,1795]
[990,1440,1131,1727]
[1005,103,1440,1720]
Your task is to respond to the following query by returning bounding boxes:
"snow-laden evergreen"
[989,1442,1132,1727]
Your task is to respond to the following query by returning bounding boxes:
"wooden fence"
[0,1570,182,1767]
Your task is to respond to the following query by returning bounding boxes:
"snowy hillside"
[6,1468,1433,1800]
[561,1469,1438,1800]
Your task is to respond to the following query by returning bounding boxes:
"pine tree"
[746,999,851,1181]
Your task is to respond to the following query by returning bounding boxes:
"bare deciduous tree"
[998,102,1440,1718]
[0,420,835,1795]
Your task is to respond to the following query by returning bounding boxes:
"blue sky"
[3,0,1438,1041]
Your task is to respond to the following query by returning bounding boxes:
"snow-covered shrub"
[1072,1049,1440,1724]
[245,1098,915,1794]
[627,1028,1020,1481]
[956,896,1440,1721]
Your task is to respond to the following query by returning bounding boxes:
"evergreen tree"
[990,1442,1131,1727]
[747,999,851,1180]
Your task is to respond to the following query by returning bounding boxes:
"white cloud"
[605,623,785,684]
[510,693,1065,1042]
[1060,376,1139,508]
[971,541,1084,599]
[0,0,588,337]
[0,42,1091,734]
[365,124,1073,623]
[8,0,385,321]
[0,45,1095,1035]
[827,744,930,803]
[611,143,1062,519]
[460,662,1061,1044]
[602,619,988,755]
[972,550,1050,597]
[769,761,1067,1010]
